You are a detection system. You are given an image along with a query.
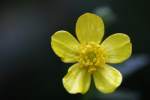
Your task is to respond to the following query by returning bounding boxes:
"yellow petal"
[76,13,104,43]
[93,64,122,94]
[101,33,132,63]
[63,63,91,94]
[51,31,80,63]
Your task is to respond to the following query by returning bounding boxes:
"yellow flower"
[51,13,132,94]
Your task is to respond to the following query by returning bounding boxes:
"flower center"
[79,42,106,73]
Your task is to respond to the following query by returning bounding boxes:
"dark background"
[0,0,150,100]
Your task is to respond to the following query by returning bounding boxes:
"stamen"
[79,42,106,73]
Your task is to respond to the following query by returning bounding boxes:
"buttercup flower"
[51,13,132,94]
